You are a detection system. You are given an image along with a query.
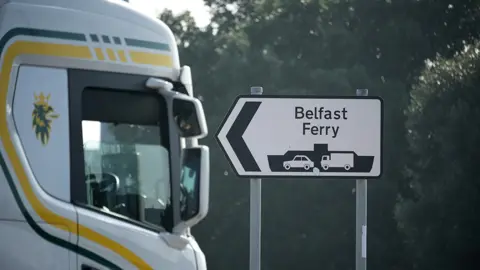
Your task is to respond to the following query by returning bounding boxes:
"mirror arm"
[172,221,190,235]
[146,77,174,93]
[161,234,190,250]
[185,137,198,148]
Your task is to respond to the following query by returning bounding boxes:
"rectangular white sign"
[216,95,383,178]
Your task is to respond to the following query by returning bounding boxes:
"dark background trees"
[160,1,480,269]
[396,41,480,270]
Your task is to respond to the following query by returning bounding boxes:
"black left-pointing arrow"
[226,101,261,172]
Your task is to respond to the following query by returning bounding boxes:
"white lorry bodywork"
[0,1,210,269]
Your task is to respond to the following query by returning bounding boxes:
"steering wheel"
[85,172,120,192]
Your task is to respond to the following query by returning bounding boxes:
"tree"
[159,0,480,269]
[160,1,410,269]
[397,40,480,270]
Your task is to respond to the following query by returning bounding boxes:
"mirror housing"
[171,95,208,139]
[145,77,207,139]
[173,145,210,234]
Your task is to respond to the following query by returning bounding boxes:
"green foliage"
[159,0,480,269]
[397,41,480,269]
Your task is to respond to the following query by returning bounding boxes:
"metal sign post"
[249,86,263,270]
[355,88,368,270]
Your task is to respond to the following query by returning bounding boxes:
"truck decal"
[32,92,59,146]
[89,33,171,52]
[124,37,171,51]
[0,27,173,67]
[88,32,173,65]
[0,27,154,270]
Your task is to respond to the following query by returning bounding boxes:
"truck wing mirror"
[172,95,208,139]
[173,145,210,234]
[145,77,207,139]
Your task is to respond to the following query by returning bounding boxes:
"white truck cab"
[0,0,209,269]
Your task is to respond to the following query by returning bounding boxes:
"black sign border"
[216,95,384,180]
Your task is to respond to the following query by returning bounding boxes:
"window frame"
[68,69,173,233]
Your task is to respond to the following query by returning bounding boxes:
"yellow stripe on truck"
[0,40,153,269]
[94,47,105,60]
[130,50,173,67]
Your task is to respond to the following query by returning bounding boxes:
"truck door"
[68,70,197,269]
[10,65,76,270]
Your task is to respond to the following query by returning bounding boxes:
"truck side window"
[80,88,171,230]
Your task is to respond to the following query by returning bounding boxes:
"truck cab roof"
[0,0,171,34]
[0,0,181,80]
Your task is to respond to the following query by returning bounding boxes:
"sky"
[128,0,211,28]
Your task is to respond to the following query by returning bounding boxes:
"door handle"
[81,265,100,270]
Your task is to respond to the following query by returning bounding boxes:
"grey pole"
[355,88,368,270]
[249,86,263,270]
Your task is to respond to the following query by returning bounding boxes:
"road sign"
[216,95,384,179]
